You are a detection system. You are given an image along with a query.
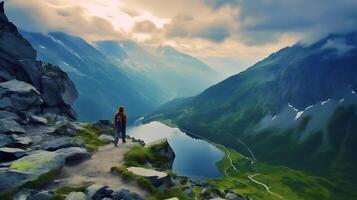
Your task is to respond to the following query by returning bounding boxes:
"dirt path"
[49,141,148,197]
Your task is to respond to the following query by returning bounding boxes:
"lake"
[128,121,224,179]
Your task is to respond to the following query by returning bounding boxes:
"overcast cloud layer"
[4,0,357,73]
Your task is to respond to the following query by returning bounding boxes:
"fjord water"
[128,121,224,179]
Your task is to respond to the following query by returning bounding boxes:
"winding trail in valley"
[214,143,239,177]
[180,128,284,199]
[248,174,284,199]
[228,133,257,163]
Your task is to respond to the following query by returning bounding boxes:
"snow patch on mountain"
[304,105,314,111]
[288,103,298,112]
[295,111,304,120]
[49,35,65,46]
[321,99,331,106]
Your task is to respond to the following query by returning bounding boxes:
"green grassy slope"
[209,147,356,200]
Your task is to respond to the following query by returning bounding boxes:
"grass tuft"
[76,124,108,152]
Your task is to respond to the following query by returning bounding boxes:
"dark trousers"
[114,126,126,145]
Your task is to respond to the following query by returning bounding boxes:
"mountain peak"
[156,45,181,55]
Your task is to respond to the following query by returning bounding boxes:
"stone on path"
[127,166,169,186]
[55,147,91,164]
[85,184,105,199]
[65,192,88,200]
[99,134,114,142]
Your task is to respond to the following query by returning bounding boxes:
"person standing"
[113,106,127,146]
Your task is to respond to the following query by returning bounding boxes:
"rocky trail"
[47,142,149,198]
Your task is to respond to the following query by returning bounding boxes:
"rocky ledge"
[0,2,131,199]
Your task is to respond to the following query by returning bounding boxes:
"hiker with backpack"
[113,106,127,146]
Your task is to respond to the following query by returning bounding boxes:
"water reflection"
[128,122,224,179]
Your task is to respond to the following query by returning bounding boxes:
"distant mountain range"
[95,40,222,99]
[21,31,221,121]
[147,33,357,181]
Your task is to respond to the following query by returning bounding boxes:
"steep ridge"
[95,40,222,100]
[147,33,357,180]
[22,32,222,122]
[20,31,164,121]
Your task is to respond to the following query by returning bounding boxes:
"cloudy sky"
[4,0,357,75]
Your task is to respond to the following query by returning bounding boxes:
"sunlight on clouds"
[6,0,354,72]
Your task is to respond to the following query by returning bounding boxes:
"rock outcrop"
[0,2,84,198]
[0,1,78,119]
[127,166,169,187]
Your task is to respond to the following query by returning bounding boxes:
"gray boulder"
[9,150,65,175]
[13,189,54,200]
[13,189,38,200]
[25,125,56,135]
[20,61,78,106]
[0,79,39,93]
[29,115,48,125]
[0,170,34,195]
[55,147,91,164]
[0,97,12,109]
[0,79,43,112]
[28,190,54,200]
[0,151,64,196]
[126,167,169,186]
[53,118,79,136]
[0,62,78,119]
[65,192,88,200]
[19,60,78,119]
[225,191,239,200]
[41,137,85,151]
[0,110,20,121]
[12,135,33,146]
[112,189,144,200]
[86,184,105,199]
[0,119,25,134]
[0,147,27,162]
[0,134,15,147]
[99,134,114,142]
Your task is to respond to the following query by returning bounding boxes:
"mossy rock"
[76,125,108,152]
[123,139,174,171]
[0,151,65,199]
[111,166,192,200]
[10,151,65,175]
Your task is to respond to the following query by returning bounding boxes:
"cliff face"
[0,2,85,198]
[0,2,78,118]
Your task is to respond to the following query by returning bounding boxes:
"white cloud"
[4,0,357,75]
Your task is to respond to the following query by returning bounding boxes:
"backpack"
[116,114,123,129]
